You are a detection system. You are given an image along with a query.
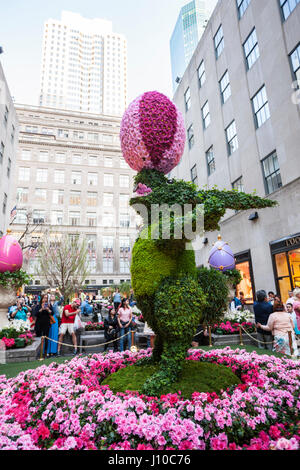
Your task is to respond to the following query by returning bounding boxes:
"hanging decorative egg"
[208,235,235,272]
[0,229,23,273]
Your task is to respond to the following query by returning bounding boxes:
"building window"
[4,106,8,125]
[103,213,114,227]
[226,121,239,156]
[87,192,97,206]
[103,193,113,207]
[184,87,191,111]
[69,211,80,226]
[51,211,63,225]
[120,213,130,228]
[33,210,46,224]
[290,43,300,82]
[70,191,81,205]
[262,151,282,195]
[119,194,129,208]
[232,176,244,192]
[39,151,48,162]
[15,209,27,224]
[119,175,129,188]
[197,60,206,87]
[202,101,210,129]
[243,28,260,70]
[120,157,128,168]
[88,155,97,166]
[237,0,251,18]
[104,173,113,186]
[7,158,11,178]
[252,85,270,128]
[53,189,64,205]
[36,168,48,183]
[88,173,98,186]
[72,154,82,165]
[55,153,65,163]
[206,146,216,176]
[17,187,29,204]
[71,171,81,185]
[280,0,300,20]
[54,169,65,184]
[187,124,194,150]
[120,258,130,274]
[35,188,47,202]
[104,157,113,167]
[19,167,30,181]
[21,149,31,161]
[191,165,198,185]
[3,193,7,214]
[214,25,224,59]
[219,70,231,104]
[87,213,97,227]
[0,142,4,164]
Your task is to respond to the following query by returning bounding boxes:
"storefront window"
[235,261,254,304]
[273,246,300,301]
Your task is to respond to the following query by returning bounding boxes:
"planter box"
[211,333,258,346]
[0,338,41,364]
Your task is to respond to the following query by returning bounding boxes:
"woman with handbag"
[117,298,133,352]
[34,294,54,358]
[104,308,119,352]
[47,292,64,357]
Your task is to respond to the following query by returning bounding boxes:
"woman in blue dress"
[47,292,64,357]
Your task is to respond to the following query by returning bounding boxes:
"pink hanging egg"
[0,230,23,273]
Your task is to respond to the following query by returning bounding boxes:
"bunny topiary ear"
[120,91,186,175]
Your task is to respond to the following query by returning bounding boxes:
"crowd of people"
[7,287,153,358]
[254,288,300,355]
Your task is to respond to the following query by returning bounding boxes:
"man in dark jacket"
[254,290,273,350]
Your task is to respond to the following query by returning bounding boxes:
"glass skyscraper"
[170,0,216,93]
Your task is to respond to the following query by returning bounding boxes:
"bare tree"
[10,210,45,251]
[37,234,89,302]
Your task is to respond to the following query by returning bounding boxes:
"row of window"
[237,0,299,22]
[0,142,12,177]
[25,234,131,251]
[17,112,118,129]
[188,83,270,156]
[18,167,130,187]
[190,150,282,196]
[14,210,132,228]
[23,125,118,143]
[17,188,130,208]
[20,149,128,168]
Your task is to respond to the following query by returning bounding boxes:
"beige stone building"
[11,104,137,293]
[170,0,300,303]
[0,61,18,237]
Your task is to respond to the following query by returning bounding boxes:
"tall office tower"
[0,61,18,236]
[39,11,127,116]
[170,0,217,93]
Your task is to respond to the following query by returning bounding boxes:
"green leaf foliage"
[0,269,31,290]
[197,267,229,324]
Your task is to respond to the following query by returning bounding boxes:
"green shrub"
[197,267,229,325]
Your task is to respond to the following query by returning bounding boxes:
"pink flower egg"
[0,231,23,273]
[120,91,186,174]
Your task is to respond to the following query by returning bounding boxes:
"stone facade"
[170,0,300,302]
[11,104,138,291]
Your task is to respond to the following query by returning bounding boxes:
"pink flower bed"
[0,348,299,450]
[212,321,256,335]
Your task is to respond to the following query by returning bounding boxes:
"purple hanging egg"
[208,235,235,272]
[0,230,23,273]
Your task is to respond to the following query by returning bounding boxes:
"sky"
[0,0,217,107]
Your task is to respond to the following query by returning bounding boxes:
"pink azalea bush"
[85,322,104,331]
[212,321,256,336]
[120,91,186,175]
[0,347,299,450]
